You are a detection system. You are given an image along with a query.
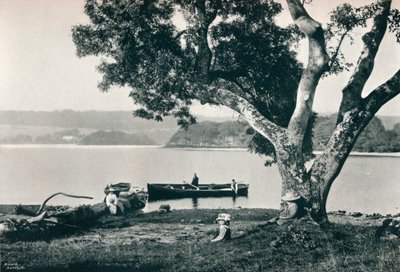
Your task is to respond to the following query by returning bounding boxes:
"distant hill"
[80,130,155,145]
[0,128,156,145]
[0,110,178,145]
[379,116,400,130]
[0,110,174,130]
[313,115,400,152]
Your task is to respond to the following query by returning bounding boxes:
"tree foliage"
[73,1,303,126]
[73,0,307,159]
[319,2,400,75]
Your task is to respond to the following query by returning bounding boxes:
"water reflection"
[145,195,249,212]
[232,195,237,208]
[192,197,198,209]
[188,195,246,209]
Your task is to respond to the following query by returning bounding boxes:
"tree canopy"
[73,0,303,127]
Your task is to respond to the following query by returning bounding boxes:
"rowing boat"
[147,183,249,200]
[104,182,132,195]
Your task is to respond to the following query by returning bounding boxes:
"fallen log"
[0,193,147,240]
[14,190,94,217]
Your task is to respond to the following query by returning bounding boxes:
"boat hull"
[147,183,249,201]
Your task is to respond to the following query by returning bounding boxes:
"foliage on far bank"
[167,121,249,148]
[167,115,400,153]
[314,115,400,153]
[79,130,155,145]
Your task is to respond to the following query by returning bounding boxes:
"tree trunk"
[276,148,307,197]
[275,142,325,221]
[276,0,396,226]
[275,138,334,224]
[276,161,329,224]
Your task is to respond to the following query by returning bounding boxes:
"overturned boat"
[147,183,249,200]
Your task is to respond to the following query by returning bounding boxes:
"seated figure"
[277,191,305,225]
[105,188,124,215]
[211,213,231,242]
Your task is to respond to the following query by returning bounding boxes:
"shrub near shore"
[1,208,399,272]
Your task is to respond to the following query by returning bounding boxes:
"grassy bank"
[1,208,399,272]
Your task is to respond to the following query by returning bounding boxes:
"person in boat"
[211,213,231,242]
[276,191,305,225]
[231,179,238,194]
[106,188,124,215]
[191,173,199,186]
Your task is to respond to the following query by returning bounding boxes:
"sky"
[0,0,399,117]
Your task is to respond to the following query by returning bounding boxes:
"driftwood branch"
[36,192,93,215]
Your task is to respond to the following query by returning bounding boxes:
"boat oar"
[183,181,200,190]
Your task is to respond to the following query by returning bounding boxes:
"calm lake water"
[0,145,399,214]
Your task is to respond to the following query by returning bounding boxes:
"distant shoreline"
[1,144,400,157]
[0,144,163,149]
[314,151,400,158]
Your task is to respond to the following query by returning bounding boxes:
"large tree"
[73,0,400,224]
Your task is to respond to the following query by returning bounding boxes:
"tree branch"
[209,69,246,81]
[337,0,391,123]
[208,70,249,102]
[233,79,258,103]
[205,0,222,25]
[310,68,400,207]
[308,108,368,212]
[328,29,350,70]
[286,0,329,149]
[239,101,286,146]
[194,0,219,83]
[203,79,285,145]
[363,69,400,113]
[174,30,187,41]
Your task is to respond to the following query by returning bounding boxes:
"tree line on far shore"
[1,114,399,152]
[167,115,400,153]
